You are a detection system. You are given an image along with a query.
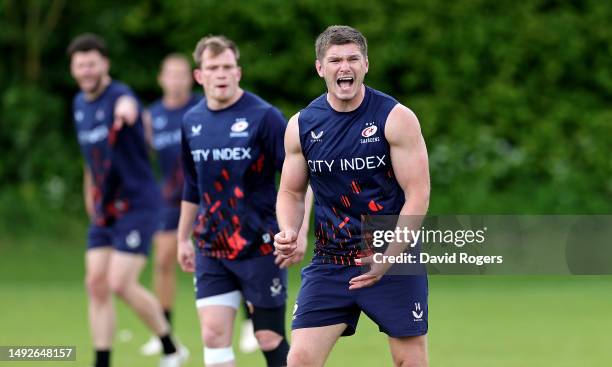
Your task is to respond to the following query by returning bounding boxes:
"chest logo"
[310,130,324,143]
[153,116,167,130]
[311,130,324,139]
[74,110,84,123]
[95,109,106,121]
[230,118,249,138]
[361,125,377,138]
[231,119,249,132]
[191,124,202,137]
[361,122,380,144]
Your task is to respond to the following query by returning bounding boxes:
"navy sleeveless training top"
[299,86,404,265]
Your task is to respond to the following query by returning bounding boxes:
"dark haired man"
[68,33,186,367]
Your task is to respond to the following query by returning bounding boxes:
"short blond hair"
[192,35,240,67]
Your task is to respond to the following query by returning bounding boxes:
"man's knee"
[201,321,232,348]
[254,330,282,351]
[108,276,131,299]
[287,347,317,367]
[154,252,175,275]
[154,233,177,275]
[85,273,110,302]
[252,306,289,366]
[391,336,428,367]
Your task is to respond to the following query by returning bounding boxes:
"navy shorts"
[158,206,180,232]
[195,253,287,308]
[88,209,158,256]
[292,263,428,338]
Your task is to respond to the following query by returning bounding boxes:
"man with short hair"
[68,33,186,367]
[140,53,200,357]
[177,35,311,367]
[275,25,430,367]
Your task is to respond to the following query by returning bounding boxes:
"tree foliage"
[1,0,610,215]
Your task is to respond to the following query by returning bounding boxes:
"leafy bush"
[1,0,610,218]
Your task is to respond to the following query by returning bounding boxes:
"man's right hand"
[177,239,195,272]
[274,230,298,263]
[275,229,307,268]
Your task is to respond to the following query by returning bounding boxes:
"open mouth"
[336,76,354,90]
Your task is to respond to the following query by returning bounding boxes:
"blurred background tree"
[1,0,611,235]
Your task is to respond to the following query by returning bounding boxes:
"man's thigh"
[288,324,346,367]
[388,334,428,367]
[85,247,113,281]
[108,250,147,285]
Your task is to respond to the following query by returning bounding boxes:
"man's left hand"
[349,256,387,290]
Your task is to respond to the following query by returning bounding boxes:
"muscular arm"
[350,104,430,289]
[275,113,311,260]
[277,113,310,233]
[389,105,430,219]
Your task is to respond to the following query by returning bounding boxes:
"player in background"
[274,25,430,367]
[68,33,186,367]
[141,53,259,357]
[177,35,312,367]
[139,53,199,357]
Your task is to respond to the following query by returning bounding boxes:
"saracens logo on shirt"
[362,125,377,137]
[361,122,380,144]
[230,118,249,138]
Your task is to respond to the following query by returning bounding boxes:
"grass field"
[1,227,611,367]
